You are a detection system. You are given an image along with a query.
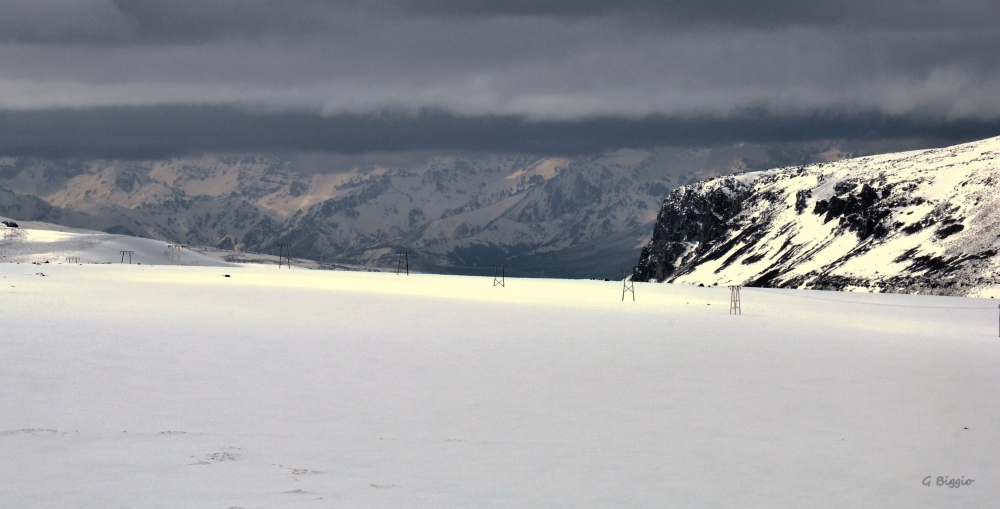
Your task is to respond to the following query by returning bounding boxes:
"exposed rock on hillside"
[636,136,1000,297]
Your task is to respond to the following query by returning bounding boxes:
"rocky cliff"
[636,136,1000,297]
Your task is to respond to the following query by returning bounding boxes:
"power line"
[277,244,291,268]
[168,244,183,265]
[493,264,506,287]
[622,267,635,301]
[396,250,409,275]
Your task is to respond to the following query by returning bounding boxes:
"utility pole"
[622,267,635,301]
[396,250,409,275]
[729,286,742,315]
[119,250,134,264]
[493,264,506,287]
[277,244,291,268]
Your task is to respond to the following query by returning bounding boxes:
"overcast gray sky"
[1,0,999,157]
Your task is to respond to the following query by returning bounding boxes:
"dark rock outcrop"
[635,136,1000,297]
[634,177,749,282]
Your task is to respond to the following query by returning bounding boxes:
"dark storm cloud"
[1,1,997,45]
[0,1,998,156]
[109,0,325,43]
[0,0,383,44]
[0,0,342,44]
[0,106,997,159]
[405,0,999,30]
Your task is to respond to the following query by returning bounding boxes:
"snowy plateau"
[1,219,999,508]
[636,136,1000,297]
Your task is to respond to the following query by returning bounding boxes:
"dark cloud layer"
[2,1,997,44]
[1,106,996,159]
[0,0,339,44]
[407,0,1000,29]
[0,1,998,155]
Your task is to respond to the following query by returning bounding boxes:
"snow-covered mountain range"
[0,142,869,278]
[635,136,1000,297]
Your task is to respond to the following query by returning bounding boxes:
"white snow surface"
[2,264,998,508]
[0,219,232,267]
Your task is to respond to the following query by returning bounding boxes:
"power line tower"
[120,250,134,264]
[168,244,183,265]
[493,264,506,287]
[396,250,409,275]
[277,244,291,268]
[729,285,742,315]
[622,267,635,301]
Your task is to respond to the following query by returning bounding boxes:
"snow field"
[1,264,998,508]
[0,222,231,267]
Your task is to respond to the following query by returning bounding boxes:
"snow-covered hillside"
[0,218,231,266]
[1,265,997,507]
[636,136,1000,297]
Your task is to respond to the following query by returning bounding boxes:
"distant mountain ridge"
[0,152,676,277]
[0,141,905,278]
[635,136,1000,297]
